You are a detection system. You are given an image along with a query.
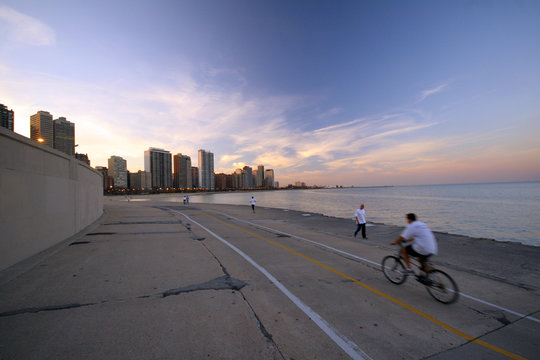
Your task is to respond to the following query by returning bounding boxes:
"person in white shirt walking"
[250,196,256,213]
[391,213,438,273]
[354,204,367,239]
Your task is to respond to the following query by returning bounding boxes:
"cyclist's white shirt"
[354,209,366,223]
[250,198,256,205]
[401,221,438,255]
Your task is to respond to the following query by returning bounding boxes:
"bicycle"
[381,243,459,304]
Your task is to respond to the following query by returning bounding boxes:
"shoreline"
[157,201,539,293]
[119,193,539,248]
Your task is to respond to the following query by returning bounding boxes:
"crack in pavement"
[162,275,247,297]
[0,303,96,317]
[160,206,285,359]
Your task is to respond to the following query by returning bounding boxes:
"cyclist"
[391,213,438,274]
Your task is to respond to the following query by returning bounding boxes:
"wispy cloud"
[417,83,449,103]
[0,6,55,46]
[4,62,535,186]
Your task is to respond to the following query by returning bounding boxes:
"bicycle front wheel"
[425,269,459,304]
[381,256,407,285]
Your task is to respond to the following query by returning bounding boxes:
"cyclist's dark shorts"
[405,245,430,262]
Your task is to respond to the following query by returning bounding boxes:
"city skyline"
[1,1,539,186]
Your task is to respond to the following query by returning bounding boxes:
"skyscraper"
[173,153,192,189]
[0,104,14,131]
[30,111,53,147]
[144,148,172,189]
[264,169,275,188]
[191,167,199,188]
[53,117,75,156]
[198,149,214,190]
[108,155,127,188]
[256,165,264,187]
[242,166,253,188]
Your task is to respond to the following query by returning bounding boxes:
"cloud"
[4,60,535,186]
[417,83,449,103]
[0,6,55,46]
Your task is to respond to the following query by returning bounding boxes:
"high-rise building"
[53,117,75,156]
[129,170,152,190]
[30,111,53,147]
[233,168,243,189]
[191,167,199,188]
[242,166,253,188]
[95,166,114,190]
[214,173,228,190]
[173,153,192,189]
[108,155,127,188]
[264,169,275,188]
[256,165,264,187]
[198,149,214,190]
[144,148,172,189]
[0,104,14,131]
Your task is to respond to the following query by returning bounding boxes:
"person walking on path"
[354,204,367,239]
[186,195,190,205]
[250,196,256,213]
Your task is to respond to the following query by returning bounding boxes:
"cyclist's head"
[406,213,417,223]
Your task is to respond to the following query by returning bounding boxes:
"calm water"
[168,182,540,246]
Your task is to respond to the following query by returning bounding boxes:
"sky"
[1,0,539,186]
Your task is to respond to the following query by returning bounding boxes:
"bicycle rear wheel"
[381,256,407,284]
[425,269,459,304]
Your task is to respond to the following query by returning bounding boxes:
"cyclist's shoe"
[417,275,433,286]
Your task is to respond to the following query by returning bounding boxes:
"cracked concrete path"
[0,204,282,360]
[1,198,539,360]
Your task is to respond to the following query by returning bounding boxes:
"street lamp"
[37,138,44,143]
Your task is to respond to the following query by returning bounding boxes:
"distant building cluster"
[99,148,278,193]
[1,103,279,192]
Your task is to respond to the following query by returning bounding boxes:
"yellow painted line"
[204,213,527,360]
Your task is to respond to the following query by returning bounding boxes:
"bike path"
[170,202,539,360]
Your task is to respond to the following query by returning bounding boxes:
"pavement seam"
[166,207,287,359]
[201,211,527,360]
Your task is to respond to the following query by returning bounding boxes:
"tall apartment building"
[95,166,114,190]
[129,171,152,190]
[30,111,54,147]
[233,168,243,189]
[256,165,264,187]
[108,156,127,188]
[0,104,14,131]
[173,153,192,189]
[191,167,199,188]
[264,169,275,188]
[198,149,214,190]
[242,166,253,188]
[53,117,75,156]
[144,147,172,189]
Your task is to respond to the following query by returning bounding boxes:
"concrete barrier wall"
[0,127,103,271]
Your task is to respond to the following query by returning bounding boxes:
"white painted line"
[170,209,372,360]
[212,210,540,324]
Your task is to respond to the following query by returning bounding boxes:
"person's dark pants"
[354,223,366,238]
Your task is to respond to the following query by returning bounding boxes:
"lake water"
[166,182,540,246]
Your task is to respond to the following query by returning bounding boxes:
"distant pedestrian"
[183,196,186,205]
[354,204,367,239]
[186,195,190,205]
[250,196,256,213]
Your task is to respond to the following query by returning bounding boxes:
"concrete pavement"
[1,198,539,359]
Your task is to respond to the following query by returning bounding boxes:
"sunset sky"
[1,1,539,186]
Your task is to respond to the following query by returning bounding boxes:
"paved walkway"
[1,199,539,359]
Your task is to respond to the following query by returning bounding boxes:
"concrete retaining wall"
[0,127,103,271]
